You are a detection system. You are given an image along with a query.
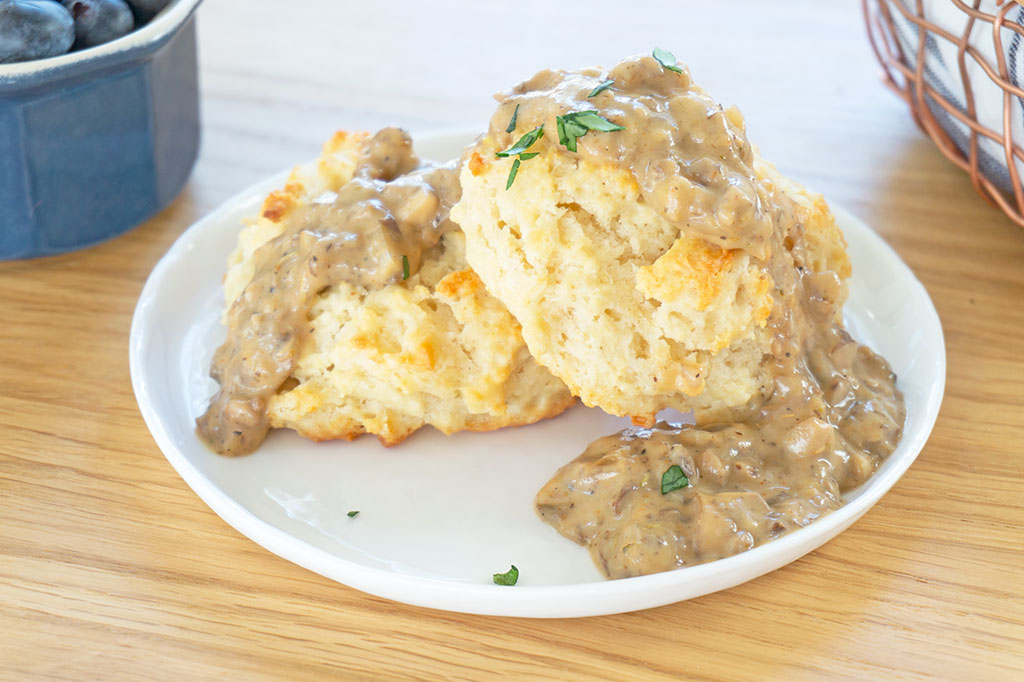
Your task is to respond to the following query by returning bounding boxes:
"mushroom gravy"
[197,128,461,455]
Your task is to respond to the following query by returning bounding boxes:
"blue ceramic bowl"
[0,0,202,260]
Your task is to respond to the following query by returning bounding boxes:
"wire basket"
[864,0,1024,227]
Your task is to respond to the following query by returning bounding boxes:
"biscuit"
[221,131,574,446]
[451,58,850,424]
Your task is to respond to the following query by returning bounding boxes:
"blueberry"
[125,0,170,23]
[0,0,75,64]
[62,0,134,49]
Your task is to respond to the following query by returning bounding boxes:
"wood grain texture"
[2,1,1023,679]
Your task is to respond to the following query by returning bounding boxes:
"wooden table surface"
[3,1,1023,679]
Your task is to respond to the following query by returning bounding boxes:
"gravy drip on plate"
[197,129,461,455]
[523,57,906,579]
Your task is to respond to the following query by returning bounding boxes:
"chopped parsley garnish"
[496,125,544,157]
[347,510,360,518]
[653,47,683,73]
[555,111,625,152]
[497,125,544,189]
[401,254,410,280]
[505,158,521,190]
[492,565,519,586]
[661,465,689,494]
[506,104,520,133]
[588,79,614,98]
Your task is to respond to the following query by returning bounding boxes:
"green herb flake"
[661,465,689,494]
[653,47,683,73]
[347,510,359,518]
[492,565,519,586]
[505,158,522,190]
[401,254,410,280]
[498,124,544,190]
[496,125,544,158]
[505,103,520,133]
[555,111,625,153]
[588,79,614,98]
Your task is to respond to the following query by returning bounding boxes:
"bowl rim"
[0,0,203,80]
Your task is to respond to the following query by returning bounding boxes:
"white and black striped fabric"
[883,0,1024,193]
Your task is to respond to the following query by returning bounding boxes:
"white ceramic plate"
[130,130,945,618]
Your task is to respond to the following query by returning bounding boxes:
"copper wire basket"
[864,0,1024,226]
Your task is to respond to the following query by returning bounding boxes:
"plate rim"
[129,129,946,618]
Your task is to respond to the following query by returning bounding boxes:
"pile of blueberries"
[0,0,172,64]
